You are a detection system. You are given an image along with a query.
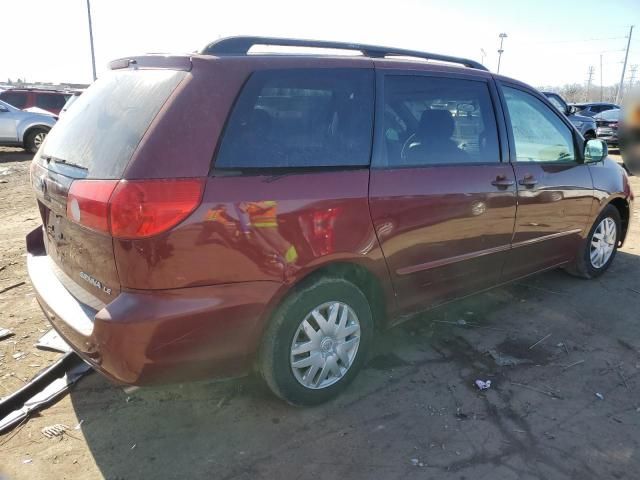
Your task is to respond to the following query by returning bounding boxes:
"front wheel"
[568,204,621,278]
[259,277,374,405]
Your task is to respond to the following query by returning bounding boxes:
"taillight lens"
[110,179,204,239]
[67,180,118,234]
[66,178,204,239]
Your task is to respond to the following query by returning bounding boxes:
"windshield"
[42,69,186,178]
[595,109,620,121]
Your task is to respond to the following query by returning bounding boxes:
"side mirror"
[567,105,576,116]
[584,138,608,163]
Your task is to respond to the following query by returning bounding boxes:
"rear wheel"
[24,128,48,154]
[568,204,621,278]
[259,277,374,405]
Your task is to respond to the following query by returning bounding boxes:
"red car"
[0,88,70,115]
[27,37,633,405]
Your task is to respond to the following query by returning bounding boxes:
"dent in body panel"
[114,170,391,297]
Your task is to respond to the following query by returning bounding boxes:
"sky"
[1,0,639,88]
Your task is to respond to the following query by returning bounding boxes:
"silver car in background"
[0,99,57,153]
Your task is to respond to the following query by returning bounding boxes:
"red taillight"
[67,180,118,234]
[66,178,204,239]
[109,179,205,239]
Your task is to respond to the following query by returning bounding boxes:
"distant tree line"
[537,83,633,104]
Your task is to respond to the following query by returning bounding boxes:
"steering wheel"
[400,133,419,162]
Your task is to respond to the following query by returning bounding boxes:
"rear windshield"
[43,69,186,179]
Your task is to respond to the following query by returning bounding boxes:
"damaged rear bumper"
[26,226,281,386]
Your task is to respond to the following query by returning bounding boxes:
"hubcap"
[590,217,616,269]
[290,301,361,390]
[33,132,46,149]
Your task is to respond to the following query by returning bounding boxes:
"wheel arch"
[259,260,391,344]
[21,124,51,144]
[606,197,630,245]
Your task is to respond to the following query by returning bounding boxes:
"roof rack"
[201,36,488,71]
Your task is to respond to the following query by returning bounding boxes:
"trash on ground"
[36,329,72,353]
[595,392,604,400]
[475,379,492,390]
[410,458,424,467]
[12,352,26,360]
[74,419,84,430]
[488,349,533,367]
[42,423,69,439]
[0,328,14,341]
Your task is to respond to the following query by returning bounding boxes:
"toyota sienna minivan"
[27,37,633,405]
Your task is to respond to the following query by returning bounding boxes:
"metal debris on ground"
[529,333,552,350]
[0,281,26,295]
[0,328,14,341]
[42,424,69,439]
[0,353,92,434]
[595,392,604,400]
[36,329,72,353]
[475,379,492,390]
[562,360,585,370]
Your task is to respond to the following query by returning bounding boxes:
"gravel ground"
[1,146,639,480]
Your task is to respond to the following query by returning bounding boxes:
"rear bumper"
[26,226,281,386]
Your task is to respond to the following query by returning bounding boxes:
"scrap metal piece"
[0,328,14,341]
[0,353,92,433]
[36,329,72,353]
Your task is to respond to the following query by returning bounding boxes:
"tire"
[259,277,374,406]
[568,204,621,279]
[24,128,48,154]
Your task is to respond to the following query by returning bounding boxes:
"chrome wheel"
[290,301,361,390]
[33,132,46,149]
[590,217,616,269]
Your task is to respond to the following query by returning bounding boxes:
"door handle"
[491,176,515,188]
[518,175,538,187]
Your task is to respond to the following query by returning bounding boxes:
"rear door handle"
[491,176,515,188]
[518,175,538,187]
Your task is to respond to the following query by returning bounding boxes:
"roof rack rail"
[201,36,488,71]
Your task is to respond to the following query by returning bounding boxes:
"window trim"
[371,69,507,170]
[210,67,376,176]
[496,81,584,165]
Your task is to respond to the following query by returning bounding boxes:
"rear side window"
[42,69,186,179]
[381,75,500,167]
[35,93,67,111]
[1,91,27,109]
[215,69,374,171]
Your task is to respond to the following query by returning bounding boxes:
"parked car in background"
[0,88,71,115]
[542,91,597,139]
[58,90,83,117]
[0,99,57,153]
[27,37,633,406]
[572,102,619,117]
[595,109,621,147]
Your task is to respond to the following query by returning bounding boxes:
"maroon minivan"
[27,37,633,405]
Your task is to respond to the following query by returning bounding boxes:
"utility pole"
[616,25,633,104]
[86,0,97,81]
[600,54,603,102]
[629,64,638,90]
[586,66,595,102]
[497,33,507,74]
[480,48,487,66]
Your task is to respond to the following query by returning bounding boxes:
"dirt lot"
[1,146,639,480]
